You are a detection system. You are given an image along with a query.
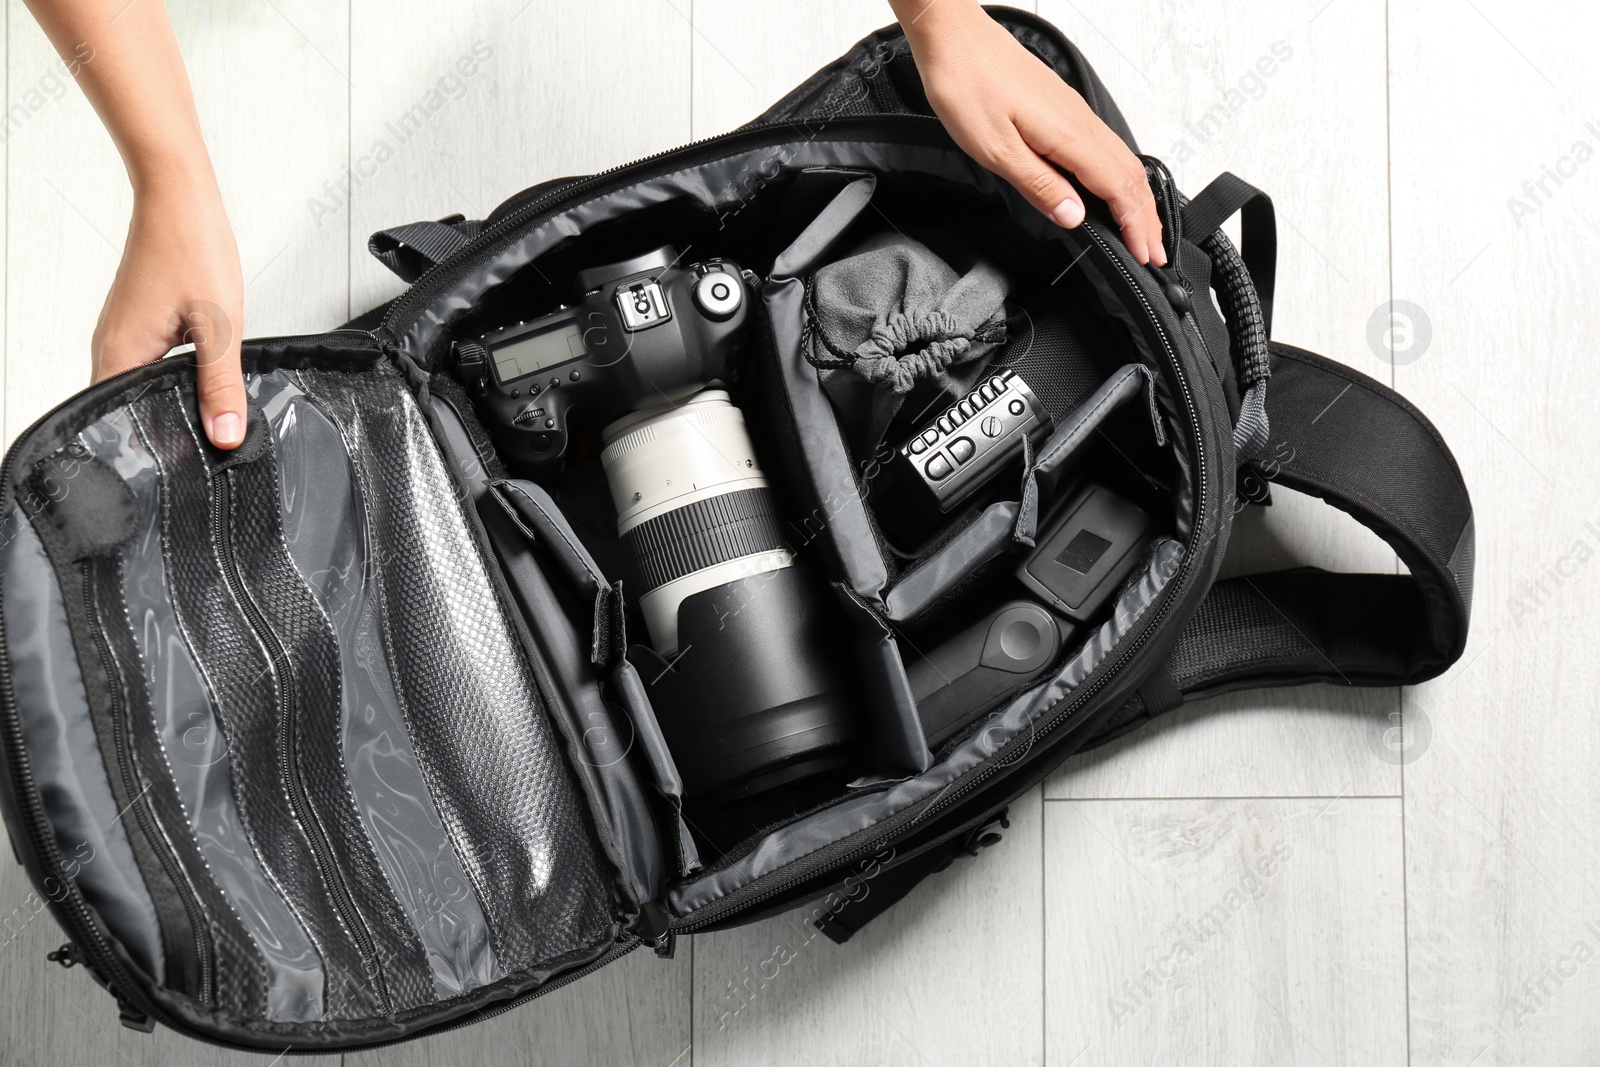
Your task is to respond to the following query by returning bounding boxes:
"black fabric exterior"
[812,843,950,944]
[1182,172,1277,337]
[368,215,484,284]
[1080,342,1474,747]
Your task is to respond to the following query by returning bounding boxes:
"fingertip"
[1049,196,1086,229]
[205,410,245,450]
[1150,239,1169,268]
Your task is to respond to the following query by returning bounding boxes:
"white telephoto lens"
[601,389,792,656]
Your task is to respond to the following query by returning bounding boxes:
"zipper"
[209,470,390,1013]
[0,112,1214,1038]
[79,559,214,1006]
[672,220,1213,933]
[377,115,962,343]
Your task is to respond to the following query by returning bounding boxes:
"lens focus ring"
[621,488,788,594]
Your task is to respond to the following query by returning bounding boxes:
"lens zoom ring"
[623,488,789,593]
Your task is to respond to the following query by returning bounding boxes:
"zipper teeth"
[0,113,1210,1031]
[82,561,215,1005]
[676,224,1212,931]
[210,472,389,1012]
[377,116,955,338]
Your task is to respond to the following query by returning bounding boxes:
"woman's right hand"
[890,0,1165,266]
[93,171,247,448]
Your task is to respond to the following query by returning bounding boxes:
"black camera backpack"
[0,8,1472,1050]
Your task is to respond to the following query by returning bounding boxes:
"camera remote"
[893,368,1052,513]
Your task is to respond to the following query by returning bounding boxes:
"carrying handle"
[1173,170,1278,461]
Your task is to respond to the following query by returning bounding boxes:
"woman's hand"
[94,173,246,447]
[26,0,247,447]
[890,0,1165,266]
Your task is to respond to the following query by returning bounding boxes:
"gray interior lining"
[82,408,322,1020]
[1,507,165,982]
[667,537,1183,914]
[385,135,1201,916]
[253,372,501,1000]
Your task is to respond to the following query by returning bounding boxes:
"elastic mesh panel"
[134,389,385,1020]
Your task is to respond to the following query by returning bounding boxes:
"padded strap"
[1086,343,1474,745]
[1182,172,1277,335]
[368,214,484,283]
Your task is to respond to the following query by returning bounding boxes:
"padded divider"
[488,481,693,824]
[608,660,702,874]
[884,501,1019,623]
[481,478,683,892]
[763,172,891,608]
[835,586,930,774]
[883,364,1162,622]
[291,366,617,978]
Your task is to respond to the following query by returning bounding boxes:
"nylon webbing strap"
[1182,172,1277,335]
[1085,343,1474,744]
[367,214,484,283]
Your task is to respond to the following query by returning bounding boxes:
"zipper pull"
[1140,155,1183,253]
[116,994,155,1033]
[635,900,677,959]
[48,943,154,1032]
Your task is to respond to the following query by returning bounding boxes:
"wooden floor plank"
[691,787,1044,1067]
[1044,797,1407,1065]
[345,0,694,320]
[1037,0,1402,801]
[1390,1,1600,1063]
[3,0,351,446]
[690,0,912,139]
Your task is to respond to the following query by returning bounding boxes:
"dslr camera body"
[456,245,752,469]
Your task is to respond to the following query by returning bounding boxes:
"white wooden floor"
[1,1,1595,1063]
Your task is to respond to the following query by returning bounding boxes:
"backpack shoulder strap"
[1093,341,1474,743]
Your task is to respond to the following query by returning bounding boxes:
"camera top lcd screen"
[492,321,587,383]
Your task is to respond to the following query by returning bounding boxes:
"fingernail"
[1151,242,1169,268]
[1050,198,1085,228]
[211,412,243,447]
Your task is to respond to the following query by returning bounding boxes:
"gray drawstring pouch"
[803,232,1009,455]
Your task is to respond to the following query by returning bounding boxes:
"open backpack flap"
[0,7,1473,1051]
